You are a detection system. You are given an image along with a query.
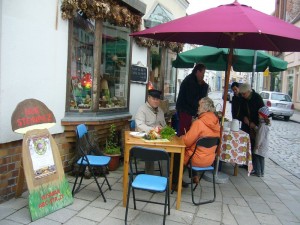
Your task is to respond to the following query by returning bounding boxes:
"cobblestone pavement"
[269,119,300,178]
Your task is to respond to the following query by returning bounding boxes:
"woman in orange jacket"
[172,97,220,189]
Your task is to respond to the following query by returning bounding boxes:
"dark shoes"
[250,170,262,177]
[193,176,199,184]
[171,181,189,192]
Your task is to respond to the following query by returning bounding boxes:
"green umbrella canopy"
[172,46,287,72]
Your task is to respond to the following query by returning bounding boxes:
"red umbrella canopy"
[131,1,300,52]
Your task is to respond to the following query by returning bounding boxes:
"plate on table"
[130,132,146,138]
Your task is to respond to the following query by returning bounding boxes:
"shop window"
[163,49,177,104]
[68,13,130,112]
[100,23,130,110]
[70,13,95,110]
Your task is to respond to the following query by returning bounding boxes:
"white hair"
[239,83,251,93]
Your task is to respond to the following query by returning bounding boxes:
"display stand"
[12,99,73,221]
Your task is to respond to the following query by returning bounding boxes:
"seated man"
[135,89,166,133]
[135,89,166,174]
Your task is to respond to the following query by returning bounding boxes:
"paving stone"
[222,204,238,225]
[0,219,23,225]
[77,206,110,222]
[45,208,77,223]
[64,216,97,225]
[165,208,194,224]
[255,212,282,225]
[6,208,31,224]
[98,216,125,225]
[0,206,16,220]
[66,198,90,211]
[0,198,28,210]
[228,205,260,225]
[248,202,273,214]
[196,207,221,221]
[133,211,164,225]
[28,217,61,225]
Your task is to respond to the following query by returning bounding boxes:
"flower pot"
[105,154,121,171]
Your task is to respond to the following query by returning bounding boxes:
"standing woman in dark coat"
[239,83,265,172]
[176,63,209,136]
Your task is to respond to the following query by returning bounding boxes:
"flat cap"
[148,89,162,99]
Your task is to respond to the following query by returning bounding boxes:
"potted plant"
[104,124,121,171]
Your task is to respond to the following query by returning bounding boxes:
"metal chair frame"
[125,146,170,225]
[72,124,111,202]
[187,137,220,205]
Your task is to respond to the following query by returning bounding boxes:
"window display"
[70,13,94,110]
[100,23,130,110]
[68,14,130,112]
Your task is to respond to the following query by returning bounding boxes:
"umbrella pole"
[251,50,258,88]
[212,39,234,183]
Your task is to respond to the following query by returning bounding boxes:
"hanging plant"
[61,0,142,32]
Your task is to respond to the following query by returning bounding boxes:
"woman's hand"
[243,117,250,126]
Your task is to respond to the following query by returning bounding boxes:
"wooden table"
[219,129,253,176]
[123,131,186,210]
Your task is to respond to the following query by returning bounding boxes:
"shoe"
[171,181,189,192]
[182,180,189,188]
[261,173,264,177]
[193,176,199,184]
[250,170,256,176]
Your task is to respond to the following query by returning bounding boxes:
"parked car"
[259,91,294,121]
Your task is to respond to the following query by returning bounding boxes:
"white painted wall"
[129,42,148,119]
[0,0,68,142]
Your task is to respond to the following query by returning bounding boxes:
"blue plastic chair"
[125,146,170,225]
[72,124,111,202]
[187,137,220,205]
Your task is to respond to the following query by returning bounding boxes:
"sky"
[187,0,276,15]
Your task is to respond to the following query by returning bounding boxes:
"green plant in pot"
[104,124,121,171]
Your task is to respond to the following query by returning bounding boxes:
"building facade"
[0,0,189,202]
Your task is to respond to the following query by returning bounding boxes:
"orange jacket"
[182,111,220,167]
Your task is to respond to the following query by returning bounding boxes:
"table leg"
[123,145,130,207]
[176,148,184,209]
[169,153,174,192]
[234,164,238,176]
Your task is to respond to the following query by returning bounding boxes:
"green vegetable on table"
[160,126,176,140]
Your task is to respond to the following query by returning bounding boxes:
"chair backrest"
[76,124,88,139]
[190,137,220,160]
[196,137,220,149]
[129,146,169,177]
[75,124,92,157]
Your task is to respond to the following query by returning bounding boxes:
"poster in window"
[115,84,125,97]
[28,135,56,179]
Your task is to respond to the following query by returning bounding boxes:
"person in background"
[172,97,220,191]
[252,106,271,177]
[176,63,209,136]
[231,82,243,120]
[135,89,166,174]
[135,89,166,133]
[239,83,264,172]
